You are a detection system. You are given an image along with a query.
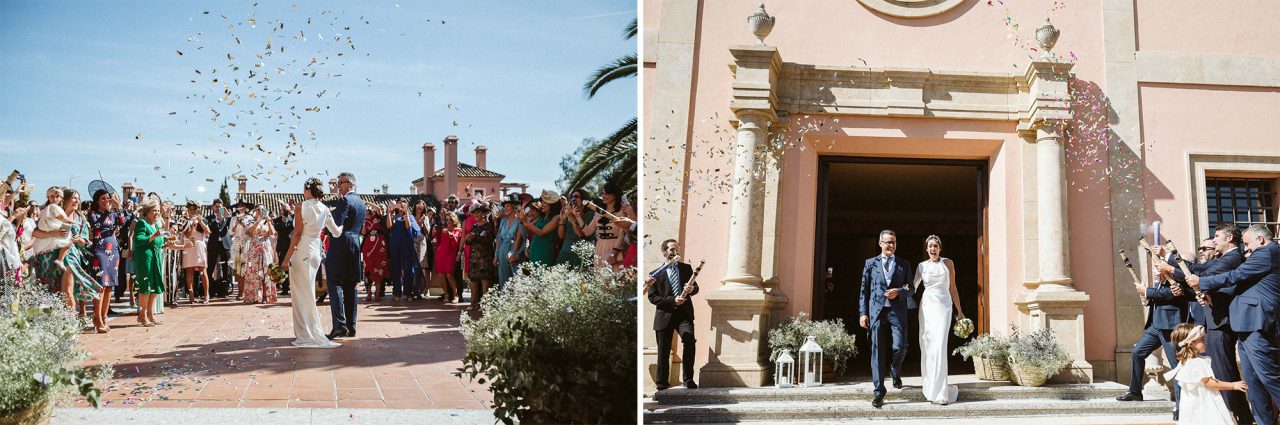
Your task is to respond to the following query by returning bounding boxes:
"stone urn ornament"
[1035,17,1060,59]
[748,4,775,46]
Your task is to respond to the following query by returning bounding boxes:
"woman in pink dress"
[361,205,390,301]
[241,208,277,304]
[432,212,462,304]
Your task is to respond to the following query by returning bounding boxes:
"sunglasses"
[1198,247,1215,252]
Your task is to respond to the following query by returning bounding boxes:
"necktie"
[668,265,682,296]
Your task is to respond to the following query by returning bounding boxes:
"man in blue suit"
[1117,242,1194,414]
[1189,224,1280,425]
[859,230,914,408]
[1164,224,1252,424]
[325,172,366,339]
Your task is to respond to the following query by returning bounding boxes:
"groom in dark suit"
[859,229,914,408]
[326,172,366,339]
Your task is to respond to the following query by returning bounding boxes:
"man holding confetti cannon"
[1116,225,1193,418]
[648,239,701,391]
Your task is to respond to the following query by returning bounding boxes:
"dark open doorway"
[813,157,988,378]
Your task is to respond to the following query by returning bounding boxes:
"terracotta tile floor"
[67,295,493,410]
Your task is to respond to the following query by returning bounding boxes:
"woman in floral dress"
[28,189,101,309]
[86,190,125,332]
[241,207,277,304]
[361,205,389,301]
[465,205,496,311]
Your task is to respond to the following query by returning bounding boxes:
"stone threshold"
[53,407,496,424]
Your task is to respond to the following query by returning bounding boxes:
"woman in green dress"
[521,190,562,266]
[132,202,166,327]
[556,188,596,268]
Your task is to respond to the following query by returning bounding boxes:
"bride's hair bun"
[304,178,325,197]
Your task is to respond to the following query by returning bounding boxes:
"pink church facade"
[642,0,1280,391]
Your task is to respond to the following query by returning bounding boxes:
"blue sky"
[0,0,635,202]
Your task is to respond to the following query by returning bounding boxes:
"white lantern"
[775,349,796,388]
[799,335,824,387]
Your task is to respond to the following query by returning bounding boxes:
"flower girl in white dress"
[1164,324,1247,425]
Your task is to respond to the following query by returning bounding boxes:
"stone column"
[698,46,786,388]
[1014,61,1093,384]
[721,111,768,290]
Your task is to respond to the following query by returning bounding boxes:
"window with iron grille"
[1205,177,1280,237]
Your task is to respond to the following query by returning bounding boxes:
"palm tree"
[565,18,637,192]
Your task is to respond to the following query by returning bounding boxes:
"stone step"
[653,377,1138,404]
[643,398,1175,423]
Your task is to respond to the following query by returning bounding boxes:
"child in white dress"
[1164,323,1248,425]
[31,187,74,271]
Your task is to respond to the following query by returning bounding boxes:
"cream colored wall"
[1136,0,1280,58]
[429,178,502,200]
[1139,84,1280,247]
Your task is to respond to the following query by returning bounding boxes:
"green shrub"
[1006,327,1071,380]
[767,312,857,375]
[0,275,113,415]
[952,332,1010,361]
[457,242,635,424]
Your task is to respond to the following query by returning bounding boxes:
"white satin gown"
[290,199,342,349]
[916,259,958,404]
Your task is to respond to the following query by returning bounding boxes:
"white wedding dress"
[290,199,342,349]
[916,259,958,404]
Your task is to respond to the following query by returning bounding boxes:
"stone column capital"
[730,45,783,122]
[1019,60,1074,134]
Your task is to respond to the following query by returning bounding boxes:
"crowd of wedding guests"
[1120,222,1280,425]
[0,170,638,331]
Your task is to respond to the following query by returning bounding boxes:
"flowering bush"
[1006,327,1071,380]
[0,275,113,417]
[457,242,635,424]
[767,312,857,376]
[952,332,1009,361]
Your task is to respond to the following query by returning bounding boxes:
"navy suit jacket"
[1143,280,1193,331]
[1171,248,1245,329]
[859,255,915,322]
[324,191,366,285]
[1200,243,1280,336]
[648,261,697,331]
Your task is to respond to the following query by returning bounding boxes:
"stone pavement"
[66,294,494,411]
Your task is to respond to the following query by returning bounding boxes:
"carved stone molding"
[777,64,1026,121]
[855,0,966,18]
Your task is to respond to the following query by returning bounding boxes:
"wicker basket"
[1009,363,1048,387]
[973,356,1010,381]
[0,399,52,425]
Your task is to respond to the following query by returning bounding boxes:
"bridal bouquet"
[267,264,289,285]
[953,318,974,338]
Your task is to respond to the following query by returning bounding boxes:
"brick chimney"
[328,178,338,194]
[475,145,487,170]
[443,136,458,198]
[236,175,248,193]
[422,142,436,196]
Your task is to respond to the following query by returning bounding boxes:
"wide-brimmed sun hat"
[540,190,561,204]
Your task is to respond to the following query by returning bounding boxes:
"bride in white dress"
[914,235,965,404]
[282,178,342,349]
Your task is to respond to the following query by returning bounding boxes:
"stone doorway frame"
[811,156,991,336]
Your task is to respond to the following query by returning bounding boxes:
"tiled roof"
[410,163,504,183]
